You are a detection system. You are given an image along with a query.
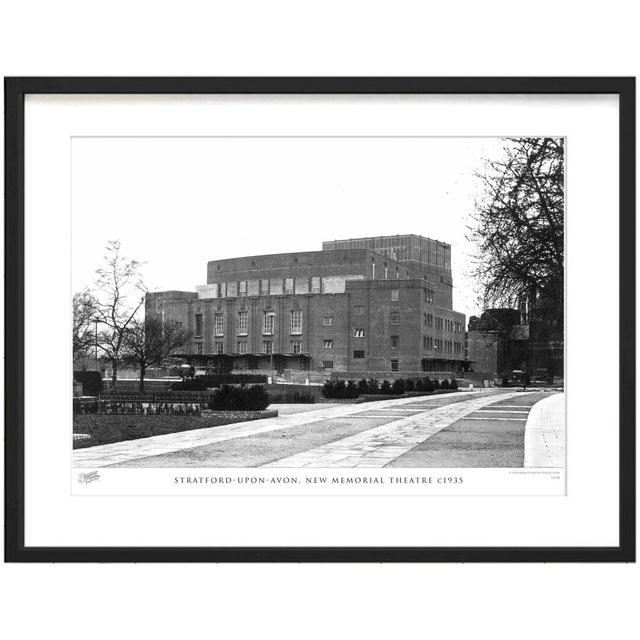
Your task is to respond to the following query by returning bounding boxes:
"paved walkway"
[387,392,548,467]
[264,392,527,467]
[73,390,489,468]
[523,392,565,467]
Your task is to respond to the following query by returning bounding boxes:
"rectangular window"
[353,305,365,316]
[322,316,334,326]
[322,360,334,369]
[219,282,227,298]
[390,359,399,372]
[390,335,399,350]
[391,289,400,302]
[291,340,302,355]
[215,342,224,355]
[195,342,203,355]
[284,278,294,295]
[311,276,321,294]
[262,341,273,354]
[195,313,203,336]
[390,310,400,325]
[239,280,248,296]
[263,311,275,335]
[323,339,334,349]
[214,313,224,336]
[237,341,247,355]
[290,310,303,334]
[353,328,365,338]
[237,311,248,335]
[259,279,270,295]
[424,288,434,303]
[353,350,365,359]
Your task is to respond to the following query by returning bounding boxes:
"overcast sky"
[72,136,507,320]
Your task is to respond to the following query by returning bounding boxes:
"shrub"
[422,377,435,392]
[73,370,103,396]
[415,379,424,391]
[392,378,406,394]
[502,375,510,387]
[357,378,369,394]
[440,379,451,390]
[432,379,440,390]
[380,380,393,394]
[367,378,379,394]
[346,380,359,398]
[209,384,270,411]
[404,378,415,392]
[322,380,360,399]
[450,378,459,390]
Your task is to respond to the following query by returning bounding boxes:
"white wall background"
[1,2,638,640]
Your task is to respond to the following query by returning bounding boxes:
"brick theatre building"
[146,235,466,379]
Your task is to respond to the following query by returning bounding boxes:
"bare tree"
[93,240,146,391]
[468,137,564,326]
[123,317,190,392]
[73,290,98,365]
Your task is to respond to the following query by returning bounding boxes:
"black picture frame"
[4,77,635,563]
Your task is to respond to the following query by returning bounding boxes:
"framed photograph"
[5,77,635,562]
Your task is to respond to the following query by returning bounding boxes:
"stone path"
[73,390,488,468]
[264,392,527,468]
[523,392,565,467]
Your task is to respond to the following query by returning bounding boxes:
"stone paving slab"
[264,392,527,468]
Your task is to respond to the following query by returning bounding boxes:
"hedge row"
[171,373,268,391]
[323,377,459,399]
[208,385,270,411]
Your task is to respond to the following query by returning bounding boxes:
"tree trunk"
[139,364,146,393]
[111,360,118,393]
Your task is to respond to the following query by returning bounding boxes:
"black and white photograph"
[71,135,565,480]
[6,77,633,563]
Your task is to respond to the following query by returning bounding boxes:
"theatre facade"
[146,235,466,379]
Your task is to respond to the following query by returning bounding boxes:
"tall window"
[284,278,294,295]
[215,342,224,354]
[195,313,203,336]
[237,341,247,355]
[390,359,399,372]
[390,310,400,325]
[262,341,273,354]
[291,340,302,354]
[323,339,334,349]
[391,289,400,302]
[290,310,302,334]
[390,335,399,350]
[239,280,248,296]
[353,328,365,338]
[195,342,203,355]
[263,311,275,335]
[214,313,224,336]
[259,279,270,295]
[311,277,321,294]
[237,311,248,335]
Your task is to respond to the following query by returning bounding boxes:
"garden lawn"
[73,409,277,449]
